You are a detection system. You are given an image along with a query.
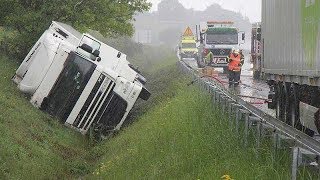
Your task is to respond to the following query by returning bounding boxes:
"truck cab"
[197,21,245,70]
[12,21,150,137]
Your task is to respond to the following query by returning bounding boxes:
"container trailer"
[262,0,320,135]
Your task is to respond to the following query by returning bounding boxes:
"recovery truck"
[13,21,150,137]
[262,0,320,136]
[179,27,198,59]
[250,22,262,79]
[196,21,245,71]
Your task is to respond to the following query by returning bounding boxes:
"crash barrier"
[177,60,320,180]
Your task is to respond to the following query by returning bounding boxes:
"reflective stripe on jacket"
[227,53,242,71]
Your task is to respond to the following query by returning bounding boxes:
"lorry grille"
[73,74,116,132]
[97,93,127,130]
[211,49,232,56]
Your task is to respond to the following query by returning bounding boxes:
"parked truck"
[179,27,198,59]
[250,22,262,79]
[13,21,150,137]
[262,0,320,135]
[196,21,245,71]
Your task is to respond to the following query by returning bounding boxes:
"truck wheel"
[276,83,285,121]
[288,83,300,128]
[283,82,291,124]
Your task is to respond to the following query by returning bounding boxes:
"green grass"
[88,84,296,179]
[0,56,94,179]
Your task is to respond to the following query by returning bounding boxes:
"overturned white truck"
[13,21,150,137]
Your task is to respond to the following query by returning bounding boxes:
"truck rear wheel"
[276,82,285,121]
[283,82,291,124]
[288,83,300,128]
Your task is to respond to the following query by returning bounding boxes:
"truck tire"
[288,83,301,129]
[283,82,291,124]
[276,82,285,121]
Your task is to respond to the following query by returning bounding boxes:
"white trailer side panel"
[262,0,320,86]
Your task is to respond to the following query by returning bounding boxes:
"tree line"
[0,0,151,60]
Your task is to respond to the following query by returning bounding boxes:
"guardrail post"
[243,111,252,147]
[231,104,242,130]
[291,147,300,180]
[291,147,319,180]
[272,132,293,158]
[220,95,227,114]
[226,100,235,127]
[248,116,262,149]
[244,114,261,147]
[237,109,250,137]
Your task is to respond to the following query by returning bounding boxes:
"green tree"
[0,0,151,60]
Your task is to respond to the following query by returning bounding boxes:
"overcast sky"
[147,0,261,22]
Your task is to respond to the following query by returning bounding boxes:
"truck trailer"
[262,0,320,135]
[13,22,150,137]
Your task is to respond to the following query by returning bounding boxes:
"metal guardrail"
[177,60,320,155]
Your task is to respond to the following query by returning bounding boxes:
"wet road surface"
[181,56,276,117]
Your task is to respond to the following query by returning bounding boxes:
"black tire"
[276,82,285,121]
[283,82,290,124]
[288,83,300,128]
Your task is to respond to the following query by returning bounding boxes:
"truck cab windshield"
[182,43,196,48]
[206,31,238,45]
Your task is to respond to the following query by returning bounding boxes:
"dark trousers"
[229,70,241,86]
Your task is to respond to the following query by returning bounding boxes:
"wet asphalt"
[181,55,276,117]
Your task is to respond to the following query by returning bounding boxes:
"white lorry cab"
[13,21,150,136]
[196,21,245,70]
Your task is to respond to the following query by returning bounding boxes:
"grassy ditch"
[0,56,91,179]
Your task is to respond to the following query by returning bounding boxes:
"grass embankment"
[89,83,295,179]
[0,56,91,179]
[0,47,316,179]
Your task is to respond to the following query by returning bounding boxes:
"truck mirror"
[242,33,245,41]
[257,34,262,41]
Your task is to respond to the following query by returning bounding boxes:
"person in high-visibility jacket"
[227,49,244,86]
